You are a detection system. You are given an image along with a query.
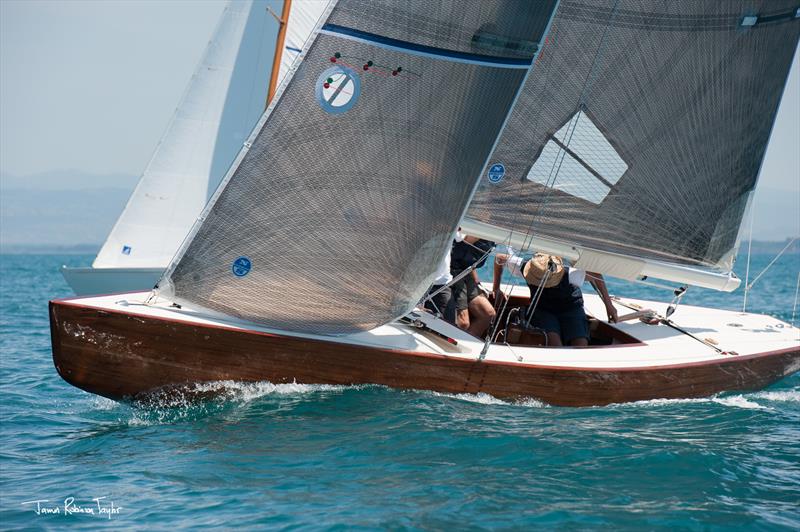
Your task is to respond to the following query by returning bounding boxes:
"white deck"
[59,288,800,370]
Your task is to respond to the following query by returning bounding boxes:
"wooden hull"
[49,300,800,407]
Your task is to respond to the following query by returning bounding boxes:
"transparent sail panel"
[162,0,559,335]
[468,0,800,270]
[526,110,627,204]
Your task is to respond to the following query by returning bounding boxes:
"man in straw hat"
[492,251,618,347]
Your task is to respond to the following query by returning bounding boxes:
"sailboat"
[50,0,800,407]
[61,0,326,296]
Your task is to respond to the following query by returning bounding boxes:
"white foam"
[432,391,508,405]
[89,397,120,411]
[750,389,799,402]
[116,380,368,426]
[620,393,774,411]
[426,390,548,408]
[190,380,354,403]
[711,395,771,411]
[621,397,708,407]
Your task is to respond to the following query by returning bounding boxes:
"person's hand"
[490,290,508,310]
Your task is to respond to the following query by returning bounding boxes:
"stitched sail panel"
[161,0,558,334]
[467,0,800,271]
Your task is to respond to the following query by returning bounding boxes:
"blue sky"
[1,0,798,240]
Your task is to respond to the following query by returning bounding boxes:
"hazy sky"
[1,1,798,190]
[1,0,226,179]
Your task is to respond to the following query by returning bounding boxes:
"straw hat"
[522,254,564,288]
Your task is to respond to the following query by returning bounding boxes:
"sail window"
[316,65,360,114]
[526,110,628,204]
[740,15,758,27]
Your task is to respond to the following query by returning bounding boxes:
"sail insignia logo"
[121,246,132,255]
[316,65,360,114]
[232,257,252,277]
[487,163,505,183]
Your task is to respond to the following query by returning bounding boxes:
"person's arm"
[490,253,511,309]
[587,271,618,323]
[492,253,510,296]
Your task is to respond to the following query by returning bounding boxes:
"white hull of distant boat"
[60,266,163,296]
[49,288,800,407]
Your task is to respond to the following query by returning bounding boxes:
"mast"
[267,0,292,105]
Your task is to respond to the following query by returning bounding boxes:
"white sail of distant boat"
[62,0,328,295]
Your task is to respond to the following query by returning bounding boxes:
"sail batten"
[466,0,800,284]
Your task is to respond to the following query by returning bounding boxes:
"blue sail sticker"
[121,245,132,255]
[232,257,252,277]
[487,163,505,183]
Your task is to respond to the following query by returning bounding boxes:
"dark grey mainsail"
[467,0,800,272]
[160,0,558,334]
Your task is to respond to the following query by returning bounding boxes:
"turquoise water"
[1,253,798,530]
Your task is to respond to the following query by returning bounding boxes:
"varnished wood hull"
[49,300,800,407]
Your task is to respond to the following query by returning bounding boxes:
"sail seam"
[319,23,534,69]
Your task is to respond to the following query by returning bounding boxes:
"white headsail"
[93,0,283,269]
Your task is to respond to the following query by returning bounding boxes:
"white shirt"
[506,254,585,287]
[432,251,452,285]
[431,230,465,286]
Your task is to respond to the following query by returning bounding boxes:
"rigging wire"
[480,2,623,355]
[519,0,620,255]
[742,200,756,311]
[792,271,800,327]
[743,237,798,297]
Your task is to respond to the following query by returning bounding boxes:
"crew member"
[492,251,618,346]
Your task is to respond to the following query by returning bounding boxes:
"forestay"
[160,0,559,335]
[466,1,800,276]
[94,1,281,269]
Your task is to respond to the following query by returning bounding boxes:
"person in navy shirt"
[492,251,618,347]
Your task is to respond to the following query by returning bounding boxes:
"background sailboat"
[61,0,327,295]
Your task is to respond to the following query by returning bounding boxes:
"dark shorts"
[529,305,589,344]
[451,274,482,311]
[425,284,455,323]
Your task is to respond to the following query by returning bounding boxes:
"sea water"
[0,253,798,530]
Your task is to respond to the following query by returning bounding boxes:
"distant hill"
[749,186,800,242]
[0,188,132,251]
[0,170,797,255]
[741,238,799,256]
[0,169,138,191]
[0,171,137,253]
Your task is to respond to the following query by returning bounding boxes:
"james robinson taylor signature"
[22,496,122,519]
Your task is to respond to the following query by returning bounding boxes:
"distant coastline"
[1,243,100,255]
[741,238,799,255]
